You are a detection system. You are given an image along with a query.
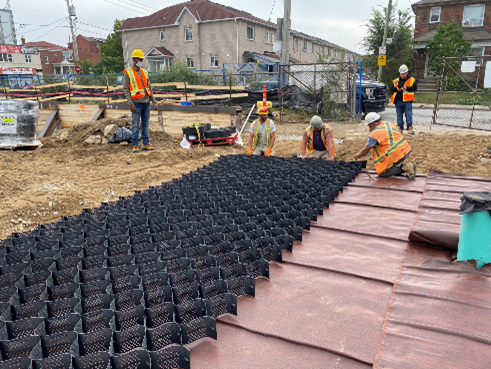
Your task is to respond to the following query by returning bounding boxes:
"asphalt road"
[379,106,434,127]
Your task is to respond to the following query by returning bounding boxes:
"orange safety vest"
[305,124,337,156]
[124,67,152,100]
[390,77,416,104]
[252,119,273,149]
[369,121,412,175]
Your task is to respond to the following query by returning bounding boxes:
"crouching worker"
[353,112,417,179]
[247,106,276,156]
[301,115,336,160]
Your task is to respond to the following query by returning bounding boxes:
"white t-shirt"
[250,119,276,146]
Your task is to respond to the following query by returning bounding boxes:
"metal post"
[351,61,357,121]
[377,0,392,82]
[313,64,316,114]
[358,61,362,119]
[469,56,483,128]
[185,82,188,102]
[280,0,291,65]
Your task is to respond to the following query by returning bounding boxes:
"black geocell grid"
[0,155,366,369]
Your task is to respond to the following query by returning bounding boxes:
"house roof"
[412,0,490,6]
[244,51,299,64]
[21,41,72,51]
[146,46,174,57]
[414,28,491,42]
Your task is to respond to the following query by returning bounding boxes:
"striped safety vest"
[124,67,152,100]
[305,124,337,156]
[390,77,416,104]
[369,122,412,175]
[252,119,273,149]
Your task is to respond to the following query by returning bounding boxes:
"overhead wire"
[18,17,69,35]
[102,0,150,15]
[111,0,159,11]
[76,22,112,32]
[32,19,68,41]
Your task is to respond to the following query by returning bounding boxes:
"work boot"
[133,146,140,153]
[142,145,155,151]
[407,126,415,136]
[402,162,416,180]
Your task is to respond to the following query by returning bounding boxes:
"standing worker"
[390,64,417,135]
[353,112,417,179]
[300,115,336,160]
[247,106,276,156]
[123,49,159,153]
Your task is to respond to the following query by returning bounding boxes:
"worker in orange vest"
[123,49,158,153]
[300,115,336,160]
[353,112,417,179]
[390,64,417,135]
[247,106,276,156]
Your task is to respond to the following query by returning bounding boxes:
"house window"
[265,30,269,43]
[271,32,274,43]
[0,53,12,62]
[327,48,331,56]
[303,42,308,52]
[294,39,298,50]
[430,7,441,23]
[463,5,485,27]
[44,56,49,64]
[470,47,485,66]
[185,28,192,41]
[186,57,194,68]
[312,43,314,53]
[247,26,255,40]
[25,54,32,63]
[210,56,218,68]
[63,52,73,60]
[160,31,166,41]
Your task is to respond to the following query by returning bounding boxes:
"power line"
[111,0,159,11]
[18,17,68,35]
[102,0,150,15]
[32,19,67,41]
[76,21,112,32]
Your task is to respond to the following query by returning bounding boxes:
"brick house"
[68,35,105,63]
[21,38,74,75]
[119,0,358,73]
[412,0,491,89]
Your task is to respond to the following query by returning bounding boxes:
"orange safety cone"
[263,85,267,107]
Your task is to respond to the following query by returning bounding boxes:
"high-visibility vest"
[305,124,337,156]
[124,67,152,100]
[369,121,412,175]
[252,119,273,148]
[390,77,416,104]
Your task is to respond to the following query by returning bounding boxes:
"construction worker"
[123,49,158,153]
[300,115,336,160]
[390,64,417,135]
[353,112,416,179]
[247,106,276,156]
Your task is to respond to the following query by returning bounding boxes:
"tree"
[360,3,414,86]
[426,20,472,77]
[92,19,125,74]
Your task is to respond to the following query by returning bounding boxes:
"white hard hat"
[310,115,323,128]
[364,112,381,125]
[399,64,409,73]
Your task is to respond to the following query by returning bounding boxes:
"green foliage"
[360,2,414,86]
[453,97,484,105]
[92,19,125,74]
[148,61,218,85]
[426,21,472,79]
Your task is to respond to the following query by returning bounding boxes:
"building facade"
[0,44,41,87]
[21,39,74,75]
[412,0,491,79]
[68,35,105,63]
[0,9,17,45]
[119,0,358,73]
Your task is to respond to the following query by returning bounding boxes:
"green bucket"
[457,192,491,269]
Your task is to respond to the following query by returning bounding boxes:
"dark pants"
[131,102,150,147]
[395,100,413,130]
[379,154,409,177]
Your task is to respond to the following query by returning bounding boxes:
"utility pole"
[377,0,392,82]
[65,0,79,60]
[280,0,291,65]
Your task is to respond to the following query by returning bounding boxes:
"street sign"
[74,65,82,74]
[379,47,386,55]
[378,55,386,66]
[386,38,393,45]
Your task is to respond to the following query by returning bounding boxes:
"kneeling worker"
[247,106,276,156]
[301,115,336,160]
[353,112,417,179]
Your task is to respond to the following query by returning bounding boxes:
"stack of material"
[0,156,365,368]
[0,100,40,149]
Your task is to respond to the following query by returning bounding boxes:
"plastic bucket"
[457,211,491,269]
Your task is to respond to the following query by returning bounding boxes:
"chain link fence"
[433,56,491,131]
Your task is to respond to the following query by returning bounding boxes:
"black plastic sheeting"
[0,156,365,368]
[460,192,491,214]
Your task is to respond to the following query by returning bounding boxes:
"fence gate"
[433,55,491,130]
[278,62,354,123]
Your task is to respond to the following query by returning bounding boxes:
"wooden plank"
[154,93,192,97]
[152,82,185,88]
[37,82,70,88]
[185,85,245,91]
[99,103,240,114]
[91,108,105,122]
[183,93,248,101]
[7,89,35,93]
[69,96,109,101]
[39,95,69,102]
[9,97,37,101]
[38,110,59,138]
[38,102,59,110]
[70,85,108,89]
[107,86,124,92]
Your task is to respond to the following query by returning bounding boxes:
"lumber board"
[69,96,109,101]
[70,85,108,89]
[7,89,34,93]
[185,85,245,91]
[91,108,105,122]
[154,93,192,97]
[152,82,185,88]
[38,110,59,138]
[38,95,69,102]
[38,82,70,88]
[107,86,124,91]
[183,93,248,101]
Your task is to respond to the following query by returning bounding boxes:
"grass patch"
[412,93,491,105]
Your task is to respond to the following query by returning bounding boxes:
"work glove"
[265,147,272,157]
[247,147,253,155]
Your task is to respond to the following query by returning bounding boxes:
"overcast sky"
[9,0,416,53]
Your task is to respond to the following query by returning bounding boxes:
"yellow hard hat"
[131,49,145,59]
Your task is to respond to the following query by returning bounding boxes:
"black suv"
[356,80,389,114]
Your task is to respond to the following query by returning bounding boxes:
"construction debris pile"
[0,155,365,368]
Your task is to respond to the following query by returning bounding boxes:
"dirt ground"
[0,117,490,238]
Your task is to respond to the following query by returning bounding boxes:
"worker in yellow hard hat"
[247,106,276,156]
[123,49,158,153]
